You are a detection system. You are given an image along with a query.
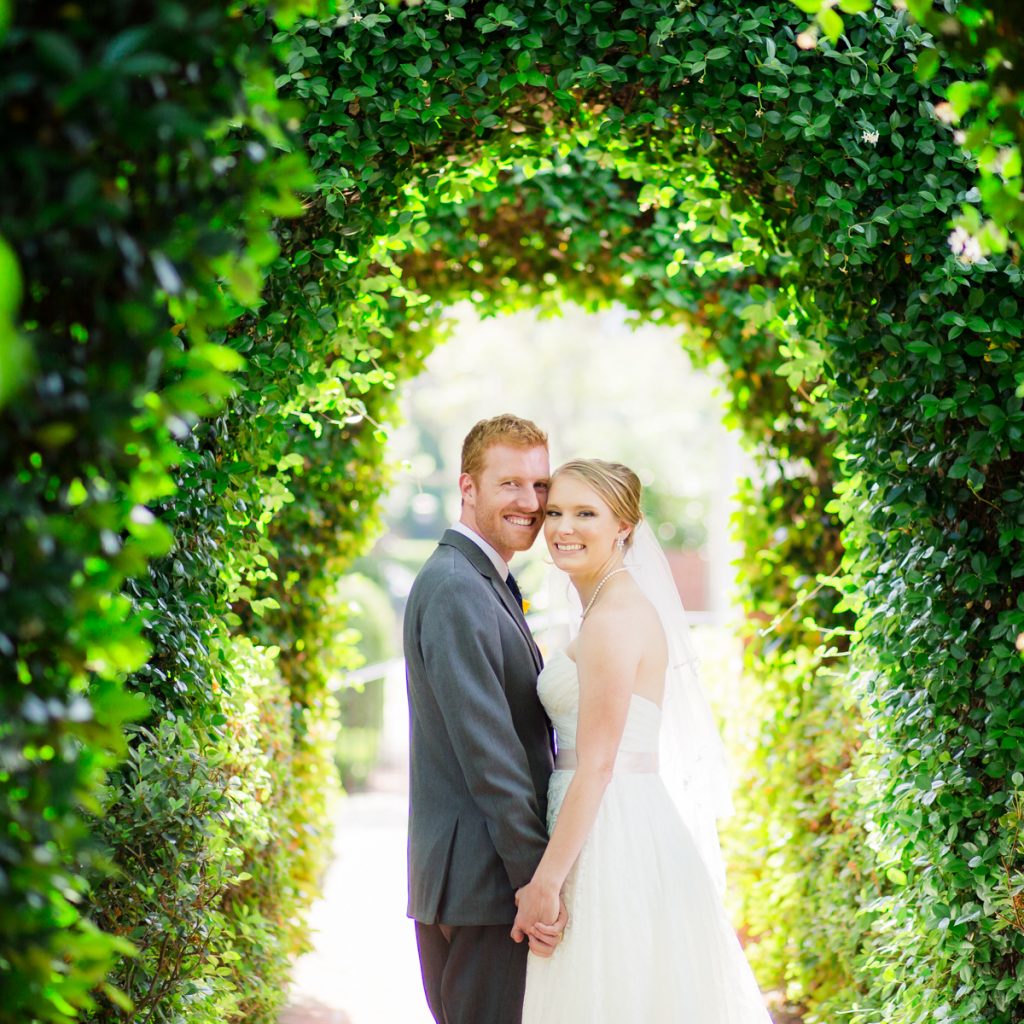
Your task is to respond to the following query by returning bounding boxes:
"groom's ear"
[458,472,476,506]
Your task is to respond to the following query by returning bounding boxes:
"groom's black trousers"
[415,921,529,1024]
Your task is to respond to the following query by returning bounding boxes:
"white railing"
[335,606,718,689]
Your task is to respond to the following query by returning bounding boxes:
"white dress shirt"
[450,521,511,582]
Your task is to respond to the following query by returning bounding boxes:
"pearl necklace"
[581,566,628,620]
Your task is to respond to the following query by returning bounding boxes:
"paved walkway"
[279,771,432,1024]
[280,664,432,1024]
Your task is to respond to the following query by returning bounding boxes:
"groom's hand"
[511,887,567,957]
[526,898,569,957]
[512,880,559,941]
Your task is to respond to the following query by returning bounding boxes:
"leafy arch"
[264,5,1024,1019]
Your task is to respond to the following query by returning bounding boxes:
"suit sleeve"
[419,576,549,890]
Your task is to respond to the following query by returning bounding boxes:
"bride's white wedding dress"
[522,648,772,1024]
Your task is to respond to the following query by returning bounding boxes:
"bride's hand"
[526,898,568,957]
[511,884,565,956]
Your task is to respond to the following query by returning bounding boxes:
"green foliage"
[87,718,250,1024]
[909,0,1024,255]
[0,1,333,1021]
[720,430,878,1021]
[0,236,29,408]
[792,0,1024,258]
[85,633,335,1024]
[726,646,881,1021]
[3,2,1024,1024]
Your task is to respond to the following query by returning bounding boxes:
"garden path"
[280,664,432,1024]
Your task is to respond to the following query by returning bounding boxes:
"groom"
[404,414,564,1024]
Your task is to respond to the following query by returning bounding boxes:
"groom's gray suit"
[405,528,554,1024]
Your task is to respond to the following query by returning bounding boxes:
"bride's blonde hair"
[552,459,643,548]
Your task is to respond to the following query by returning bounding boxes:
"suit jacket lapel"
[439,530,543,672]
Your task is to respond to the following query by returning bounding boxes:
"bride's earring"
[615,536,626,551]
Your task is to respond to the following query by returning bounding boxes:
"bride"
[513,458,772,1024]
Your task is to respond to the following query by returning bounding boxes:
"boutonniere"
[522,599,531,614]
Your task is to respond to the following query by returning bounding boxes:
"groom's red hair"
[461,414,548,480]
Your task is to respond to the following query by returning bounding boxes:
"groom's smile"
[506,514,537,528]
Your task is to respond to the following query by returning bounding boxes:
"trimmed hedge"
[2,2,1023,1023]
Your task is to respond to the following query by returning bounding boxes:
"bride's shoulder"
[586,577,663,642]
[620,573,662,620]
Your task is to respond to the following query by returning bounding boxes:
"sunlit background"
[283,303,755,1024]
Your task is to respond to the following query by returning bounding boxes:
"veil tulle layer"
[561,521,734,894]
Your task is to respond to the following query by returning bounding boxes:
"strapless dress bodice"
[537,648,661,760]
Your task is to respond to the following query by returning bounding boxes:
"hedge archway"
[2,3,1022,1024]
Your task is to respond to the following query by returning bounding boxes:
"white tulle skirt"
[522,770,772,1024]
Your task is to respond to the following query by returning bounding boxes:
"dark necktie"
[504,572,524,611]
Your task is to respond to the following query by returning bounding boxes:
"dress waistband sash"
[554,749,659,774]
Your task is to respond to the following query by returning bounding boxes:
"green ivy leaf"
[916,48,941,83]
[817,7,844,43]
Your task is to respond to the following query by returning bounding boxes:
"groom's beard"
[473,502,545,555]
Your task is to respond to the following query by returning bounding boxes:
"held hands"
[511,880,568,958]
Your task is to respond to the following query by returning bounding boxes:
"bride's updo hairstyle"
[552,459,643,548]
